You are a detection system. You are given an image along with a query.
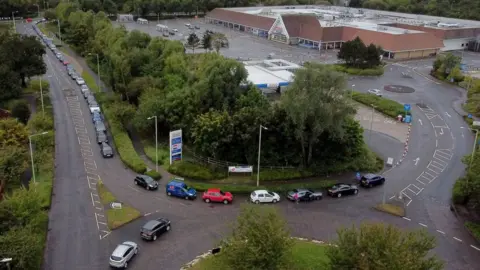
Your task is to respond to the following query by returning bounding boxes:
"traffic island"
[97,181,142,230]
[374,203,406,217]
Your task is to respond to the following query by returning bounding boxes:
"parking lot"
[114,18,339,64]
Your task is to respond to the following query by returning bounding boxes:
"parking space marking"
[434,149,453,160]
[419,223,428,227]
[75,126,88,135]
[437,230,445,234]
[472,245,480,251]
[78,136,91,145]
[453,237,463,242]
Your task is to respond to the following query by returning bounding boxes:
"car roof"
[207,188,221,192]
[168,180,186,187]
[142,220,161,230]
[102,142,111,148]
[363,173,378,179]
[112,243,133,257]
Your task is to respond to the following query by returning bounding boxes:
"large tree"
[282,63,355,167]
[327,223,444,270]
[186,32,200,53]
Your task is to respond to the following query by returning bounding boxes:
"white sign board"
[169,129,183,165]
[386,157,394,166]
[228,166,253,173]
[473,121,480,127]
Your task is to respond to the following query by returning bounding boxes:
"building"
[205,6,480,60]
[242,59,300,93]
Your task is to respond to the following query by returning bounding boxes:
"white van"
[137,18,148,24]
[156,24,168,32]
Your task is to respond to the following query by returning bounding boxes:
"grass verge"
[331,64,384,76]
[374,203,405,217]
[97,181,141,230]
[352,91,407,119]
[465,221,480,241]
[82,71,100,93]
[187,239,330,270]
[143,140,170,166]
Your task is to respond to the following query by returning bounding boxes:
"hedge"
[145,169,162,180]
[452,178,468,205]
[352,91,406,119]
[252,169,315,181]
[167,161,226,181]
[331,64,384,76]
[185,179,337,195]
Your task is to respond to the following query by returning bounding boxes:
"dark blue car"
[92,111,102,123]
[166,178,196,200]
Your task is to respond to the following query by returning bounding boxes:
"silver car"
[367,89,382,97]
[109,241,138,268]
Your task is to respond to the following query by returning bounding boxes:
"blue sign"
[404,104,411,112]
[355,172,361,180]
[468,114,473,119]
[169,129,183,165]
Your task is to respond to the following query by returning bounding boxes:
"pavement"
[25,19,480,270]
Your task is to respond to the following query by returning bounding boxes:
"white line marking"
[144,212,152,216]
[96,213,104,217]
[90,193,96,206]
[453,237,463,242]
[389,195,395,200]
[436,140,438,147]
[471,245,480,251]
[436,230,445,234]
[461,126,464,129]
[419,223,428,227]
[91,193,99,197]
[445,112,451,117]
[98,222,107,225]
[96,207,102,210]
[94,213,100,230]
[94,200,101,204]
[403,217,411,221]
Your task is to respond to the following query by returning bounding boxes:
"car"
[367,89,382,96]
[63,60,69,66]
[166,178,197,200]
[140,218,171,241]
[286,188,323,202]
[360,173,385,188]
[109,241,138,268]
[76,77,85,85]
[100,142,113,158]
[162,32,169,37]
[169,30,175,35]
[173,28,178,32]
[134,175,159,190]
[81,84,89,92]
[66,63,73,70]
[96,131,108,144]
[185,23,191,27]
[194,25,200,29]
[92,111,103,122]
[94,121,106,132]
[49,44,56,50]
[327,183,359,198]
[89,101,101,113]
[250,190,280,204]
[58,55,64,62]
[87,95,96,105]
[67,68,75,76]
[71,73,79,80]
[55,52,62,59]
[202,188,233,204]
[83,90,92,99]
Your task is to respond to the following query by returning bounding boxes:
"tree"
[0,118,29,148]
[0,64,22,103]
[327,223,444,270]
[281,63,355,167]
[442,53,461,75]
[186,33,200,53]
[211,32,229,53]
[219,204,293,270]
[201,31,212,51]
[337,37,367,67]
[0,146,28,197]
[365,43,382,68]
[191,110,233,159]
[11,100,31,124]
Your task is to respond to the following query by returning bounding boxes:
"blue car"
[92,111,102,123]
[166,178,196,200]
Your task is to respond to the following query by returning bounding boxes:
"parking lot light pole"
[257,125,268,187]
[88,53,101,91]
[29,132,49,184]
[147,116,158,172]
[12,11,18,32]
[351,84,355,99]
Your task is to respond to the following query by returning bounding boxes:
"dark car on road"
[327,184,358,198]
[100,142,113,158]
[134,175,158,190]
[140,218,171,241]
[360,174,385,188]
[286,189,323,202]
[96,131,108,144]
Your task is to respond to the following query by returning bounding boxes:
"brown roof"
[206,8,275,31]
[342,27,444,52]
[322,26,344,41]
[281,15,322,41]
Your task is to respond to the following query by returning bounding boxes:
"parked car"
[92,111,102,122]
[63,60,69,66]
[100,142,113,158]
[173,28,178,32]
[202,188,233,204]
[367,89,382,96]
[194,25,200,29]
[140,218,171,241]
[76,77,85,85]
[250,190,280,204]
[166,178,197,200]
[67,68,75,76]
[94,120,106,132]
[83,90,91,99]
[81,84,89,92]
[360,174,385,188]
[96,131,108,144]
[87,95,96,105]
[327,184,358,198]
[55,52,62,59]
[109,241,138,268]
[162,32,169,37]
[134,175,158,190]
[286,188,323,202]
[71,73,79,80]
[89,101,101,114]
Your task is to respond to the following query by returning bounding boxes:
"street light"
[39,75,51,117]
[88,53,101,91]
[147,116,158,172]
[256,125,268,187]
[34,4,40,16]
[351,84,355,99]
[56,19,61,43]
[29,132,48,184]
[1,258,12,270]
[368,104,376,145]
[12,11,18,32]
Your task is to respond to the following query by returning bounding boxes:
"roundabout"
[383,84,416,93]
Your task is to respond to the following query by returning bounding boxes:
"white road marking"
[418,119,423,125]
[414,157,420,166]
[144,212,152,216]
[453,237,463,242]
[90,193,96,206]
[389,195,396,200]
[471,245,480,251]
[445,112,451,117]
[402,217,411,221]
[98,221,107,225]
[94,213,100,230]
[419,223,428,227]
[437,230,445,234]
[436,139,438,147]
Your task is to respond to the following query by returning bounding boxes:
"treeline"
[349,0,480,21]
[55,2,380,174]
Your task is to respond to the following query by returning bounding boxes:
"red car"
[202,188,233,204]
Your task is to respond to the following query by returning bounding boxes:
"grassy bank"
[331,64,384,76]
[188,239,330,270]
[352,91,407,118]
[465,221,480,241]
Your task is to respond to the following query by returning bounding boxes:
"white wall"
[441,38,474,51]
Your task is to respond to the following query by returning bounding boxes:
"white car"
[173,28,178,32]
[367,89,382,97]
[250,190,280,204]
[109,241,138,268]
[185,23,191,27]
[89,101,101,114]
[81,85,89,93]
[76,77,85,85]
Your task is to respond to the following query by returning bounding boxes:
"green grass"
[0,22,12,32]
[331,64,384,76]
[82,71,100,93]
[352,91,407,119]
[374,203,405,217]
[465,221,480,241]
[188,239,330,270]
[143,140,170,166]
[97,181,142,230]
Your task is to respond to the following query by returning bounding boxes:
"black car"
[140,218,171,241]
[286,189,323,202]
[100,142,113,158]
[134,175,158,190]
[327,184,358,198]
[360,174,385,188]
[96,131,108,144]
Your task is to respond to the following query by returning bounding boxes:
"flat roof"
[243,59,297,89]
[322,20,425,35]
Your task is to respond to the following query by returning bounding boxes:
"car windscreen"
[89,102,98,107]
[103,147,112,154]
[219,191,225,195]
[144,176,154,183]
[110,255,122,261]
[267,191,275,196]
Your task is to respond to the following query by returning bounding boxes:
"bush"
[11,99,31,124]
[24,79,50,94]
[252,169,315,181]
[27,113,54,132]
[167,161,226,181]
[452,178,468,204]
[145,169,162,180]
[112,131,147,173]
[352,91,406,118]
[330,64,384,76]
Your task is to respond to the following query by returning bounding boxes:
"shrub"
[145,169,162,180]
[27,113,54,132]
[112,131,147,173]
[252,169,315,181]
[11,100,31,124]
[352,91,406,118]
[167,161,227,180]
[330,64,384,76]
[24,79,50,94]
[452,178,468,204]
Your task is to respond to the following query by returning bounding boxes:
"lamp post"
[88,53,101,91]
[256,125,268,187]
[12,11,18,32]
[29,132,48,184]
[351,84,355,99]
[368,104,376,145]
[34,4,40,17]
[1,258,12,270]
[57,19,61,43]
[147,116,158,172]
